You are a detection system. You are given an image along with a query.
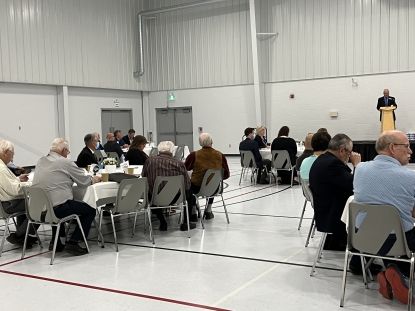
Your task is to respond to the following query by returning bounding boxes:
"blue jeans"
[53,200,96,242]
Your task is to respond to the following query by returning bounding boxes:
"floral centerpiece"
[103,158,117,173]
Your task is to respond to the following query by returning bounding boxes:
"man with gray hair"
[33,138,101,255]
[309,134,361,251]
[0,139,38,247]
[142,141,196,231]
[354,130,415,303]
[185,133,230,219]
[76,133,99,168]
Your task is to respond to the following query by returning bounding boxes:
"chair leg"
[290,169,294,187]
[298,199,307,230]
[75,216,90,254]
[408,256,414,311]
[340,248,350,307]
[222,195,230,224]
[305,216,314,247]
[147,209,154,244]
[310,232,327,276]
[239,168,245,185]
[98,210,105,245]
[311,223,316,238]
[0,217,10,257]
[21,219,31,259]
[196,198,205,230]
[50,224,60,265]
[132,211,138,237]
[94,219,104,248]
[110,213,118,252]
[184,203,190,238]
[360,256,368,288]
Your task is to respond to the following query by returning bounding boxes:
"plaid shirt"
[142,153,191,192]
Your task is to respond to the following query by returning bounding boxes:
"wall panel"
[0,0,145,90]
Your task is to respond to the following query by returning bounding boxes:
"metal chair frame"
[271,150,294,187]
[239,150,258,185]
[193,169,229,229]
[0,201,28,256]
[22,187,89,265]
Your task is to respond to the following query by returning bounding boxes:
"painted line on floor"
[0,269,231,311]
[113,241,344,273]
[0,250,50,267]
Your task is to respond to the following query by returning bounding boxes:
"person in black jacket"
[377,88,397,121]
[122,129,136,146]
[104,132,123,159]
[125,135,148,165]
[239,127,271,184]
[309,133,361,251]
[271,126,298,184]
[76,133,98,168]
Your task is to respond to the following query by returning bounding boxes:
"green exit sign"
[167,91,176,102]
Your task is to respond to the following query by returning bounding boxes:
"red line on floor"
[0,269,231,311]
[0,251,50,267]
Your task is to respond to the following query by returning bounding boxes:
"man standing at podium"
[377,88,397,121]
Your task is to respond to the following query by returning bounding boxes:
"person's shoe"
[292,180,299,186]
[385,264,410,304]
[6,233,23,245]
[349,263,383,275]
[180,222,196,231]
[204,211,214,220]
[48,239,65,252]
[159,220,168,231]
[65,241,88,256]
[377,271,393,300]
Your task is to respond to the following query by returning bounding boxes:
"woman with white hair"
[185,133,230,220]
[254,126,267,148]
[0,139,38,247]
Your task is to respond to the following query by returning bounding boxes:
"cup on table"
[101,172,109,182]
[127,167,135,175]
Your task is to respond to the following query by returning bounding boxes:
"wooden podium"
[380,106,396,132]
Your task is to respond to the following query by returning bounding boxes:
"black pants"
[52,200,96,242]
[257,160,272,183]
[2,199,38,237]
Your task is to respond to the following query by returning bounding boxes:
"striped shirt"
[142,153,191,191]
[354,155,415,232]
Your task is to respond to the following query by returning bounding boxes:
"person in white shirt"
[32,138,101,255]
[0,139,38,247]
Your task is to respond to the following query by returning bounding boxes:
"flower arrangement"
[103,158,117,166]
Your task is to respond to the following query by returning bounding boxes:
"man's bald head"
[376,130,412,165]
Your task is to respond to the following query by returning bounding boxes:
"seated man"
[104,132,123,159]
[114,130,128,148]
[185,133,230,219]
[76,133,99,168]
[295,132,314,171]
[32,138,101,255]
[309,133,361,251]
[122,129,135,146]
[354,130,415,304]
[299,131,331,181]
[0,140,38,247]
[239,127,271,184]
[142,141,197,232]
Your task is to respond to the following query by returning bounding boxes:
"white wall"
[68,88,143,157]
[0,83,59,166]
[0,0,145,90]
[147,84,255,153]
[265,71,415,142]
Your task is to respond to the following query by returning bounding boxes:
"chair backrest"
[149,147,158,157]
[94,150,106,163]
[240,150,257,168]
[115,177,148,214]
[107,152,121,165]
[151,175,185,207]
[300,177,313,203]
[23,187,60,224]
[271,150,292,170]
[348,201,411,258]
[174,146,184,160]
[196,169,223,197]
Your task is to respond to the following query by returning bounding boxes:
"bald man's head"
[376,130,412,165]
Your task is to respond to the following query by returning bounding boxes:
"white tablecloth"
[259,145,305,161]
[73,182,119,209]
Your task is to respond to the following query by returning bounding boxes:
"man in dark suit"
[121,129,135,146]
[76,133,98,168]
[377,88,397,121]
[104,132,123,158]
[309,133,361,251]
[239,127,271,184]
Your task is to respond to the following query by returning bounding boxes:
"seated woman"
[254,126,267,148]
[271,126,298,184]
[300,131,331,181]
[125,135,149,165]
